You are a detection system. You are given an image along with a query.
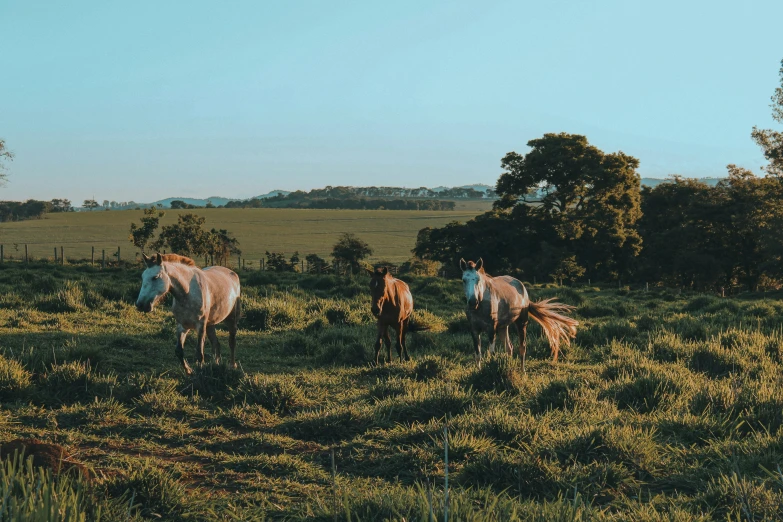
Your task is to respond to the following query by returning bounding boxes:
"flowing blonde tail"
[528,298,579,362]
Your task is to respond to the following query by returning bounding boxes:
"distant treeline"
[225,191,457,210]
[0,199,73,222]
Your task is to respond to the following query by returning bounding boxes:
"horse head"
[367,266,391,317]
[459,258,485,310]
[136,253,172,313]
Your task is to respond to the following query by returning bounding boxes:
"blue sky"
[1,1,782,203]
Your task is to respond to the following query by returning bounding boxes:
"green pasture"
[0,203,492,265]
[2,263,783,520]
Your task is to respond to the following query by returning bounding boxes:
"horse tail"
[407,317,431,333]
[234,292,242,324]
[527,298,578,362]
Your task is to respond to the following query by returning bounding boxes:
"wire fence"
[0,243,423,276]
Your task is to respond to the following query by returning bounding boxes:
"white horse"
[136,253,241,374]
[460,258,578,370]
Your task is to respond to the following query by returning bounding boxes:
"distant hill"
[84,179,727,211]
[149,196,233,208]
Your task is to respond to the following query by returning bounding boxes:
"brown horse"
[367,267,428,364]
[460,258,578,370]
[136,253,241,374]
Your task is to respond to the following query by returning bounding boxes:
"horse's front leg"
[195,321,207,366]
[487,327,497,356]
[468,323,482,367]
[384,328,393,364]
[374,321,385,366]
[176,324,193,375]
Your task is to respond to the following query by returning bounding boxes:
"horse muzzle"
[468,298,479,309]
[136,302,153,313]
[371,305,381,317]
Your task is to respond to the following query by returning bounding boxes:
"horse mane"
[160,254,197,266]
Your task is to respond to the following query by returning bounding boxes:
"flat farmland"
[0,201,491,263]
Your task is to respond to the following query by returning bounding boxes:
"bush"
[464,355,524,393]
[0,355,31,402]
[231,373,309,414]
[107,460,188,519]
[0,453,105,521]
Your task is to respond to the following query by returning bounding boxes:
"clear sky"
[1,1,782,203]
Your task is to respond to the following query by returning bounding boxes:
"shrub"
[0,355,31,402]
[231,373,309,414]
[464,355,524,393]
[0,453,104,521]
[107,460,188,519]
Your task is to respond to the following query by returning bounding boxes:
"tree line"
[414,60,783,291]
[225,194,457,210]
[0,199,74,222]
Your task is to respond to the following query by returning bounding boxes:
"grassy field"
[0,201,492,264]
[2,263,783,520]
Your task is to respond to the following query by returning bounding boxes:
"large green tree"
[415,133,642,281]
[752,59,783,177]
[638,169,783,290]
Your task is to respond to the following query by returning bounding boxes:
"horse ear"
[459,258,467,271]
[155,253,163,265]
[142,253,153,267]
[381,267,388,276]
[476,258,484,271]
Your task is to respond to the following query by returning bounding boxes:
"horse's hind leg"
[206,325,221,365]
[228,297,240,369]
[515,320,528,372]
[176,325,193,375]
[399,319,411,362]
[394,321,408,362]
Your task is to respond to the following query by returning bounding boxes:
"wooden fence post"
[54,247,58,263]
[117,246,121,264]
[0,244,3,263]
[25,244,28,263]
[91,246,95,265]
[60,246,64,265]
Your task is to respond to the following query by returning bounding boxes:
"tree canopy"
[0,139,13,187]
[752,59,783,177]
[415,133,642,281]
[331,233,373,272]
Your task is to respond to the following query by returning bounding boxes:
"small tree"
[151,213,211,257]
[265,251,299,272]
[129,207,166,253]
[82,199,99,211]
[331,233,373,273]
[0,139,14,187]
[305,253,329,273]
[207,228,241,265]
